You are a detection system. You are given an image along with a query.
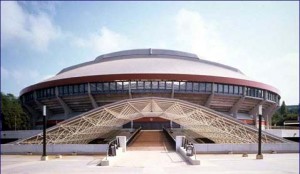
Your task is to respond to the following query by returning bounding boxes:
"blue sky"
[1,1,299,105]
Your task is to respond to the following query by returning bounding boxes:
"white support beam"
[205,93,214,107]
[55,87,73,117]
[229,96,245,118]
[171,81,175,98]
[128,81,132,99]
[87,83,98,109]
[250,100,266,116]
[33,94,53,117]
[263,104,278,128]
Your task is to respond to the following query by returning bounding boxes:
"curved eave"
[20,73,280,96]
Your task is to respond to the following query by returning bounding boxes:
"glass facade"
[22,80,279,104]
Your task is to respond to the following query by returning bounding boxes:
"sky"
[1,1,299,105]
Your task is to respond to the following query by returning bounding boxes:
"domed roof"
[45,49,250,82]
[20,49,280,95]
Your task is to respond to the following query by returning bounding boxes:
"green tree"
[279,101,288,118]
[1,92,30,130]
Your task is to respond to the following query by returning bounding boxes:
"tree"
[279,101,288,118]
[1,92,30,130]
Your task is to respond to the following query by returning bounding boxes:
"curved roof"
[20,49,280,95]
[48,48,248,81]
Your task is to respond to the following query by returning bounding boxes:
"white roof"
[44,49,252,82]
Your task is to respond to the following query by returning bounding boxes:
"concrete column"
[171,81,175,98]
[230,96,245,118]
[55,87,73,118]
[128,81,132,99]
[116,136,127,152]
[205,83,214,107]
[170,120,173,129]
[87,83,98,109]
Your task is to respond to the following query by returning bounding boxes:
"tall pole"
[256,105,263,159]
[41,105,48,161]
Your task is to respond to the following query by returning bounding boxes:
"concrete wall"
[194,143,299,153]
[1,144,108,155]
[265,129,299,138]
[1,130,42,139]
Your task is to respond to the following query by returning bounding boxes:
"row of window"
[36,88,55,99]
[213,83,244,95]
[89,81,213,93]
[22,81,279,103]
[266,91,278,102]
[58,84,88,96]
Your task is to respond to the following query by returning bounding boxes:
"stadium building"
[20,49,280,131]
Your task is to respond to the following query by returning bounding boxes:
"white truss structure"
[19,97,287,144]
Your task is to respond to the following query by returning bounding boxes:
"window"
[218,84,223,93]
[229,85,233,94]
[234,86,239,94]
[110,82,116,91]
[63,86,69,95]
[59,87,63,95]
[239,86,243,95]
[179,82,186,91]
[145,81,151,89]
[130,81,137,89]
[96,83,103,92]
[186,82,193,91]
[103,83,110,91]
[123,82,129,90]
[79,84,85,93]
[159,81,166,90]
[174,82,179,91]
[213,84,218,92]
[152,81,158,90]
[224,85,229,93]
[69,85,73,94]
[74,85,79,93]
[200,83,205,92]
[206,83,212,92]
[166,81,172,89]
[138,81,144,90]
[90,83,96,92]
[193,82,199,92]
[117,82,123,90]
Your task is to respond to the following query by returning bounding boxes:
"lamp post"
[256,105,263,159]
[41,105,48,161]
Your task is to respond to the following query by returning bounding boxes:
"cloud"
[72,27,133,54]
[1,1,61,51]
[174,9,227,62]
[1,67,9,79]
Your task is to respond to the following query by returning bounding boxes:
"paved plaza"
[1,152,299,174]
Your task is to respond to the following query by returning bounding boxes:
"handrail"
[269,126,299,130]
[162,128,176,142]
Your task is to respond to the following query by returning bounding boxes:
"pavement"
[1,131,299,174]
[1,152,299,174]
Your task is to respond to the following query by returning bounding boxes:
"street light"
[41,105,48,161]
[256,105,263,159]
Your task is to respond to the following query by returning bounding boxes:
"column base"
[41,156,48,161]
[256,154,263,159]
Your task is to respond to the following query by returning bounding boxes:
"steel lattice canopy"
[18,97,288,144]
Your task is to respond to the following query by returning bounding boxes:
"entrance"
[123,117,181,130]
[128,130,174,151]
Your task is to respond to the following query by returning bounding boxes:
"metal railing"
[269,126,299,130]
